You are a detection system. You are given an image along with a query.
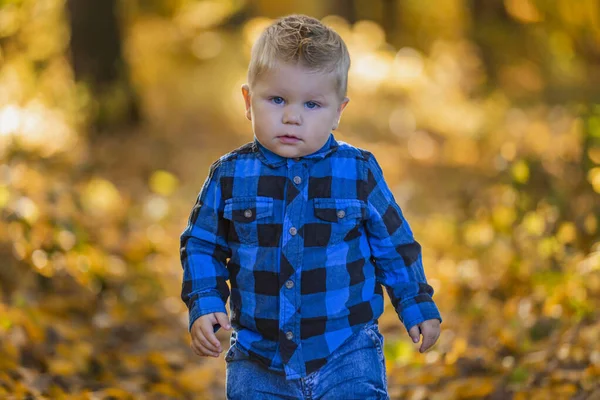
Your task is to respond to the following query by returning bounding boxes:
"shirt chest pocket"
[223,196,274,245]
[312,198,366,246]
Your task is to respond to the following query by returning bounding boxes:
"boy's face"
[242,61,349,159]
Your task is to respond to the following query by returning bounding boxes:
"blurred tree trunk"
[66,0,140,134]
[331,0,357,23]
[382,0,399,47]
[382,0,396,33]
[468,0,514,90]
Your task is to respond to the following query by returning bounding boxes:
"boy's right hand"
[190,312,231,358]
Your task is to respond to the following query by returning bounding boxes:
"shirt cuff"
[397,297,442,332]
[188,295,227,333]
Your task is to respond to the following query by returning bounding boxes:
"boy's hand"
[408,319,440,353]
[190,312,231,358]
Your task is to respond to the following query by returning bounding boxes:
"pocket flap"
[313,198,366,222]
[224,196,273,222]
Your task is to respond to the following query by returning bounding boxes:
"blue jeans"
[225,320,389,399]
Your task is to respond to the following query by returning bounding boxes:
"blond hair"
[248,14,351,99]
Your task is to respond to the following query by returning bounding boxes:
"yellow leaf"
[464,221,494,247]
[47,384,68,398]
[505,0,543,23]
[583,213,597,234]
[123,354,144,371]
[445,337,468,364]
[149,382,181,397]
[522,212,545,236]
[101,388,134,399]
[552,383,578,395]
[538,237,559,259]
[20,316,45,345]
[81,178,123,218]
[149,170,179,196]
[456,377,497,397]
[0,185,9,209]
[588,167,600,193]
[512,160,529,183]
[48,359,76,375]
[0,370,16,388]
[147,351,168,366]
[588,147,600,164]
[492,206,517,229]
[177,365,214,392]
[556,222,576,243]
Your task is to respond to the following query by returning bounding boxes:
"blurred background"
[1,0,599,398]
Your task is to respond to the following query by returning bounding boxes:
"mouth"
[277,134,302,143]
[278,134,300,140]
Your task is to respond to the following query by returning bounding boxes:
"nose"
[282,106,301,125]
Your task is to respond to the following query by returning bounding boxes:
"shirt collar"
[253,133,339,168]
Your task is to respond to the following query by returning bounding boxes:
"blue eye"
[305,101,320,109]
[271,97,284,105]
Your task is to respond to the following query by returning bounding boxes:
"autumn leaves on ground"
[1,1,600,399]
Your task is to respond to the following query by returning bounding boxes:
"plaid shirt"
[180,133,442,380]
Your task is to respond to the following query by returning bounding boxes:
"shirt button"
[337,210,345,219]
[285,280,294,289]
[286,331,294,340]
[293,157,301,162]
[293,176,302,185]
[244,209,253,218]
[289,227,297,236]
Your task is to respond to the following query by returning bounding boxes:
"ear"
[241,84,252,121]
[332,97,350,130]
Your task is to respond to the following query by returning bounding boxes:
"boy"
[180,14,442,399]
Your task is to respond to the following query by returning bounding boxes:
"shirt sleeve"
[180,160,231,333]
[363,153,442,332]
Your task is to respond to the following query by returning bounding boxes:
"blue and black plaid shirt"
[180,133,442,380]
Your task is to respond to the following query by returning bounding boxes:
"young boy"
[180,14,442,399]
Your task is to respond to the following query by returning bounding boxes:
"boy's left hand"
[408,319,440,353]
